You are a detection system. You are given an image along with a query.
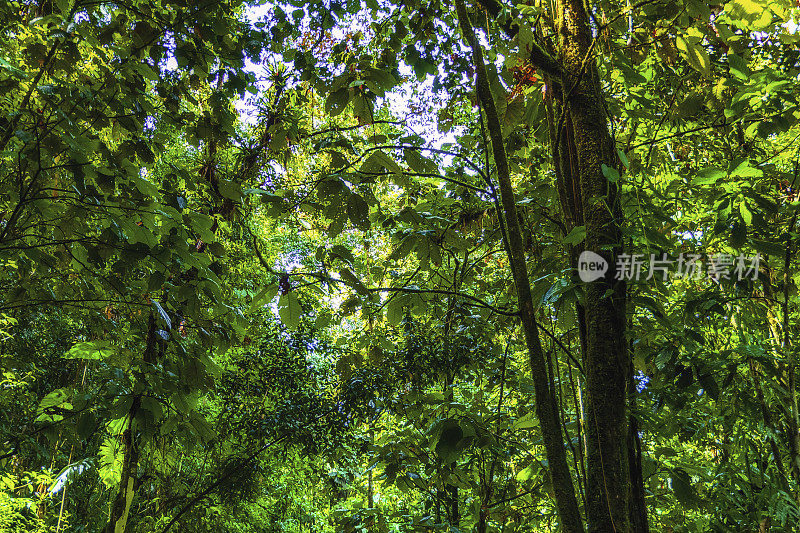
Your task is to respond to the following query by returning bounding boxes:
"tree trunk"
[104,406,140,533]
[555,0,631,530]
[464,0,635,529]
[455,2,584,531]
[781,219,800,495]
[627,414,649,533]
[104,312,158,533]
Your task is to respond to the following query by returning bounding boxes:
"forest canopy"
[2,0,800,532]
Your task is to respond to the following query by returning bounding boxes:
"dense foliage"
[2,0,800,531]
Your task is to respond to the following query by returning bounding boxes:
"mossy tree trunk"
[456,1,585,531]
[462,0,643,529]
[555,0,631,530]
[104,312,158,533]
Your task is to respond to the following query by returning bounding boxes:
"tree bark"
[781,215,800,494]
[464,0,637,529]
[104,407,140,533]
[455,2,584,531]
[555,0,631,530]
[627,413,649,533]
[104,312,158,533]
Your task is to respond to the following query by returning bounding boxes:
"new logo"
[578,250,608,282]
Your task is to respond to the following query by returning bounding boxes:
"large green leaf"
[670,468,697,506]
[347,193,371,230]
[64,341,117,360]
[676,35,711,78]
[278,292,302,330]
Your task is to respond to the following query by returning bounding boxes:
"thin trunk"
[367,468,373,508]
[627,300,649,532]
[567,361,588,506]
[479,343,510,533]
[478,505,488,533]
[442,254,462,527]
[367,428,374,532]
[104,312,157,533]
[455,2,584,531]
[57,364,88,532]
[449,485,459,525]
[55,445,73,533]
[546,80,591,516]
[748,358,791,488]
[367,469,374,532]
[782,213,800,490]
[105,406,141,533]
[627,413,648,533]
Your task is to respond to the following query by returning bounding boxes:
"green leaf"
[601,164,620,183]
[187,212,215,243]
[562,226,586,245]
[739,202,752,225]
[347,193,371,230]
[328,213,347,238]
[317,178,349,205]
[404,149,437,174]
[64,341,117,360]
[617,149,630,169]
[502,97,524,136]
[512,412,537,430]
[132,174,159,196]
[207,241,226,257]
[728,53,751,80]
[698,372,720,401]
[725,0,774,29]
[730,160,762,178]
[656,446,678,458]
[676,35,711,78]
[136,141,155,164]
[752,239,784,257]
[269,128,288,152]
[244,189,285,202]
[98,439,122,488]
[361,149,402,175]
[249,283,278,312]
[188,412,217,442]
[325,88,350,116]
[141,396,164,420]
[515,463,538,483]
[352,93,373,124]
[330,245,355,265]
[315,311,332,329]
[38,389,70,411]
[0,57,27,78]
[386,296,406,325]
[694,167,726,185]
[217,179,242,201]
[365,67,397,91]
[148,271,166,291]
[339,268,369,295]
[670,468,696,506]
[388,234,417,261]
[76,412,96,440]
[278,292,302,330]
